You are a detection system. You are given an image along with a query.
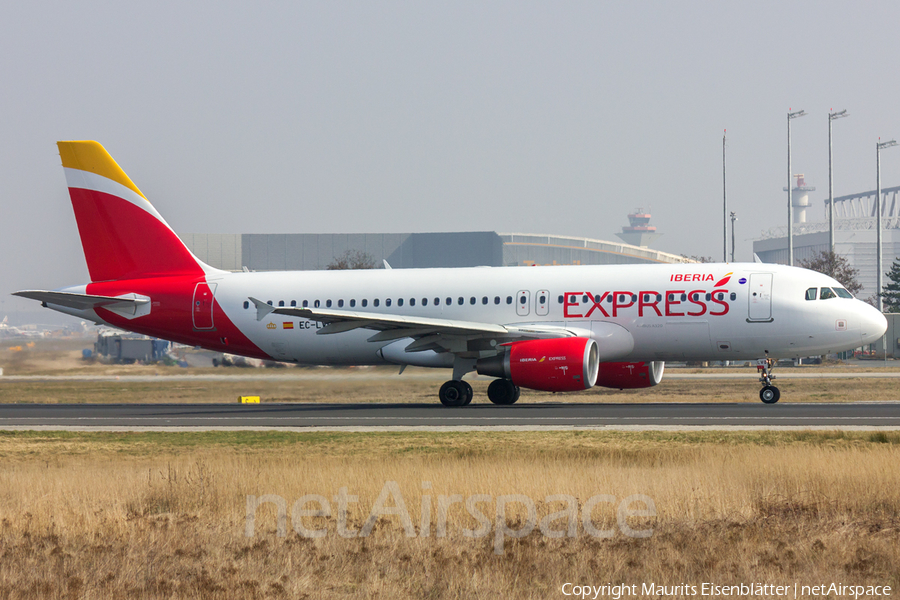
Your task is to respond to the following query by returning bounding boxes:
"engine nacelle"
[476,337,599,392]
[594,361,665,389]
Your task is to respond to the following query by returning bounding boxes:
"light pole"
[787,109,806,266]
[876,138,897,312]
[828,110,849,252]
[723,130,727,262]
[730,211,737,262]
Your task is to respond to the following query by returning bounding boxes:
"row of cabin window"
[243,296,519,310]
[560,292,737,303]
[241,291,738,311]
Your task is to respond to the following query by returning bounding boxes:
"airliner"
[14,141,888,405]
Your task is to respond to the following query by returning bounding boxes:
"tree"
[797,250,862,296]
[327,250,378,270]
[882,258,900,312]
[681,255,713,263]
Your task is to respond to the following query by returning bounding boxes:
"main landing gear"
[438,378,521,406]
[438,380,473,407]
[757,357,780,404]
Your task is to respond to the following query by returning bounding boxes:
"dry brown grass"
[0,431,898,598]
[3,371,900,404]
[4,336,900,404]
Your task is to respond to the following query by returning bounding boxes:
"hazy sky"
[3,1,900,322]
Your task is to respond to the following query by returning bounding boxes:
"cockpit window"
[820,287,837,300]
[835,288,853,299]
[805,288,817,301]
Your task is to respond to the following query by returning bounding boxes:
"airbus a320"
[15,142,888,405]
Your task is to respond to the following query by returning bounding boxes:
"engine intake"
[594,361,665,389]
[476,337,599,392]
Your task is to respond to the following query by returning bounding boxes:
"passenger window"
[680,294,686,301]
[539,295,546,303]
[350,299,356,307]
[303,300,309,308]
[482,296,488,305]
[805,288,817,301]
[314,300,320,308]
[507,296,513,305]
[730,293,736,301]
[398,298,404,307]
[494,296,501,305]
[386,299,392,307]
[835,288,853,299]
[361,299,367,307]
[278,300,285,307]
[656,294,662,302]
[558,295,564,304]
[717,293,724,300]
[267,301,273,306]
[446,297,451,305]
[433,297,439,306]
[582,294,589,303]
[470,297,476,305]
[374,299,380,307]
[409,298,415,306]
[458,297,464,305]
[243,301,249,309]
[519,296,526,305]
[594,295,602,303]
[820,288,837,300]
[337,299,344,308]
[326,300,332,308]
[290,300,296,307]
[569,295,577,303]
[705,293,711,301]
[422,298,428,306]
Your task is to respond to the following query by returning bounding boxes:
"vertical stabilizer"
[58,141,208,282]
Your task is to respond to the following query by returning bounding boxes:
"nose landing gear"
[757,357,780,404]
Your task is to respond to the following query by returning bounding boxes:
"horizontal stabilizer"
[13,290,150,318]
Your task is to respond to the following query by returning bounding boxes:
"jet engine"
[476,337,599,392]
[594,361,665,389]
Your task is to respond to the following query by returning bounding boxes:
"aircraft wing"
[248,296,578,348]
[13,290,149,311]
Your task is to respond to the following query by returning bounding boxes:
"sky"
[2,0,900,323]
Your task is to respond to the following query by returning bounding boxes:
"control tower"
[616,208,662,247]
[783,174,816,223]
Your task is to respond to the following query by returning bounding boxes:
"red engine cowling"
[594,361,665,389]
[476,337,600,392]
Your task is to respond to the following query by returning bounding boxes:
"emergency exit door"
[747,273,773,321]
[192,282,217,330]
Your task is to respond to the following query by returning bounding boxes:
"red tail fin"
[58,141,207,282]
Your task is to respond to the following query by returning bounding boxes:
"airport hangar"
[179,231,691,272]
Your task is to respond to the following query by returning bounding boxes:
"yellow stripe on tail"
[58,141,146,199]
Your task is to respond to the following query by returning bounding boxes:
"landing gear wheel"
[461,381,473,406]
[760,386,780,404]
[439,380,469,407]
[487,379,520,405]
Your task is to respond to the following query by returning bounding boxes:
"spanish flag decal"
[283,322,294,330]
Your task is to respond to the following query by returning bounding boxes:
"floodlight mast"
[730,211,737,262]
[876,138,898,312]
[828,110,849,251]
[723,131,727,262]
[787,109,807,266]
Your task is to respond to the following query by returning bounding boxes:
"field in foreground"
[0,430,898,599]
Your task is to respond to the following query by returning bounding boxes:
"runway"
[2,402,900,431]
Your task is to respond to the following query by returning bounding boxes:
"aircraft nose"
[858,302,888,344]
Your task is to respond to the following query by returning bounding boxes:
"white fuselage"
[177,262,885,365]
